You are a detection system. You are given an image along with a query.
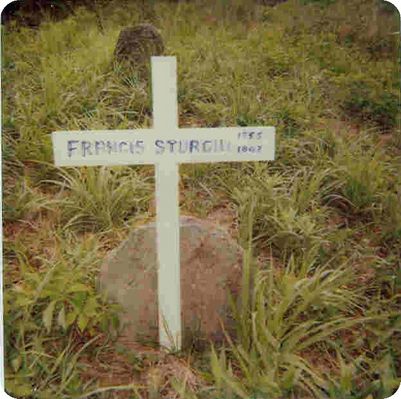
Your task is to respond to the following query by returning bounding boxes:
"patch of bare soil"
[319,117,360,137]
[142,355,204,399]
[79,340,140,399]
[80,340,206,399]
[206,202,239,239]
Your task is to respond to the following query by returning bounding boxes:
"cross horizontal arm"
[52,127,275,167]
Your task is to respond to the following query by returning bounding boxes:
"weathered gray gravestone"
[100,216,243,348]
[114,24,164,67]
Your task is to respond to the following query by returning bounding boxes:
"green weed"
[3,177,55,222]
[49,166,152,231]
[211,250,374,398]
[4,233,120,398]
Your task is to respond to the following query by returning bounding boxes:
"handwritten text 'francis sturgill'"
[66,131,264,158]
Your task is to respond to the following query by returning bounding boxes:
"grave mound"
[99,216,243,348]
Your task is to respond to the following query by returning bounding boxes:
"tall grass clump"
[211,240,400,398]
[381,189,401,244]
[4,233,120,398]
[320,133,394,219]
[49,166,152,231]
[3,177,55,223]
[226,165,331,256]
[211,250,371,398]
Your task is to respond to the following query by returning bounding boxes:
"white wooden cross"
[52,56,275,351]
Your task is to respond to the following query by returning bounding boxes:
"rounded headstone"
[99,216,243,348]
[114,23,164,67]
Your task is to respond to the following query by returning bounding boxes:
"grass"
[2,0,401,398]
[47,166,152,231]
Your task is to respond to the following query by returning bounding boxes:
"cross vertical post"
[151,57,182,350]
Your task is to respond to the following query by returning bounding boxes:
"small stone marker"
[114,24,164,66]
[52,56,275,351]
[100,216,243,347]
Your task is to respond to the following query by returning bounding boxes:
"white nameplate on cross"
[52,56,275,351]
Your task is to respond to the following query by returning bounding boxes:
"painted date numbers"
[237,145,262,153]
[237,130,263,153]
